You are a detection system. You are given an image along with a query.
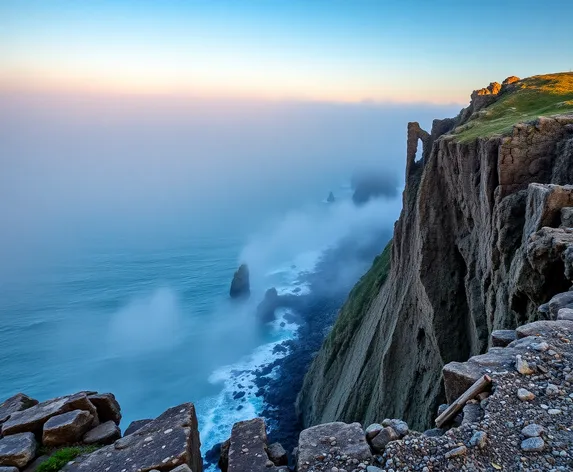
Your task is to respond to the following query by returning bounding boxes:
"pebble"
[516,355,534,375]
[469,431,487,449]
[548,409,562,415]
[546,384,559,396]
[521,424,544,438]
[521,437,545,452]
[517,388,535,401]
[444,446,467,459]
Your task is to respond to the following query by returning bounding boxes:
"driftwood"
[435,374,492,428]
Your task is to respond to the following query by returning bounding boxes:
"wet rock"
[521,424,544,438]
[123,418,152,436]
[88,393,121,425]
[42,410,95,447]
[230,264,250,299]
[521,437,545,452]
[0,394,38,426]
[61,403,202,472]
[83,420,121,445]
[267,442,288,466]
[1,393,97,437]
[218,439,230,472]
[491,330,516,347]
[298,422,371,470]
[370,426,398,453]
[257,288,280,323]
[0,433,37,468]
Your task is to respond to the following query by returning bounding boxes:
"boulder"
[546,291,573,319]
[123,418,152,436]
[267,442,287,466]
[61,403,202,472]
[0,433,37,468]
[227,418,279,472]
[1,393,98,437]
[516,319,573,339]
[88,393,121,425]
[0,394,38,425]
[370,426,399,453]
[365,423,383,441]
[557,308,573,320]
[21,455,49,472]
[561,207,573,227]
[297,422,371,470]
[230,264,250,299]
[83,420,121,445]
[491,330,516,347]
[42,410,95,447]
[461,403,483,424]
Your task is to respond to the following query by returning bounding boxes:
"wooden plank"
[435,374,492,428]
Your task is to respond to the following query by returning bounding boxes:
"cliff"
[296,72,573,432]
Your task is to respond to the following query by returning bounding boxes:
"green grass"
[455,72,573,142]
[36,445,100,472]
[323,239,392,370]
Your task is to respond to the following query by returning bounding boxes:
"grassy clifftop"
[455,72,573,142]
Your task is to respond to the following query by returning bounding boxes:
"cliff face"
[297,73,573,432]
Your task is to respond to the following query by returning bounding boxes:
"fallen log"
[435,374,491,428]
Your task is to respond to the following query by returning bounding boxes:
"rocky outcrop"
[297,78,573,432]
[230,264,250,299]
[257,288,280,322]
[326,191,335,203]
[62,403,202,472]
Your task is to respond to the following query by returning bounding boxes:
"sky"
[1,0,572,104]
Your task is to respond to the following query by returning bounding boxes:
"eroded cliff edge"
[297,73,573,431]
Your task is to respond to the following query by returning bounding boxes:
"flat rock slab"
[297,422,372,471]
[0,467,19,472]
[0,394,38,425]
[0,432,37,468]
[491,330,516,347]
[124,418,152,436]
[88,393,121,425]
[516,320,573,339]
[61,403,202,472]
[43,410,95,447]
[228,418,282,472]
[83,420,121,445]
[1,393,97,436]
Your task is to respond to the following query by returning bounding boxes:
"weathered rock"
[0,433,37,468]
[0,394,38,425]
[297,422,371,470]
[123,418,152,436]
[218,438,230,472]
[83,420,121,445]
[230,264,250,299]
[0,466,19,472]
[491,329,516,347]
[370,426,399,453]
[469,431,487,449]
[516,319,573,338]
[227,418,278,472]
[42,410,95,447]
[521,424,544,438]
[521,437,545,452]
[517,388,535,401]
[444,445,467,459]
[515,355,534,375]
[1,393,97,437]
[61,403,202,472]
[267,442,288,466]
[423,428,445,437]
[87,393,121,425]
[557,307,573,320]
[461,403,483,424]
[364,423,383,441]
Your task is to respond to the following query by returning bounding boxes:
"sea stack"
[327,191,335,203]
[230,264,250,299]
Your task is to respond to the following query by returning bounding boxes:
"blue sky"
[1,0,572,102]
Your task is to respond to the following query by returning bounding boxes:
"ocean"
[0,183,400,468]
